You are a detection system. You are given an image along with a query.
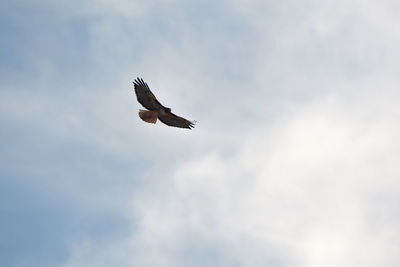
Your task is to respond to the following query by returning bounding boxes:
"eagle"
[133,78,196,129]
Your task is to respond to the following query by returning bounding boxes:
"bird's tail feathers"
[138,110,158,124]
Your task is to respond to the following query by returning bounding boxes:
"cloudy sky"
[1,0,400,266]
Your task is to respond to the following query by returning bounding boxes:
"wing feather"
[158,112,196,129]
[133,78,164,110]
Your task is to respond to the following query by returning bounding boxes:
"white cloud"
[125,89,400,266]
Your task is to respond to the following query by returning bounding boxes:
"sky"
[1,0,400,266]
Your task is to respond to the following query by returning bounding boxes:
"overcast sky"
[1,0,400,266]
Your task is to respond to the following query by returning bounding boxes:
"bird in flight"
[133,78,196,129]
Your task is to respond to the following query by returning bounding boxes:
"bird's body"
[133,78,196,129]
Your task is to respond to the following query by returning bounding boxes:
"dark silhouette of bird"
[133,78,196,129]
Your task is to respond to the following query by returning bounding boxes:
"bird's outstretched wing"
[133,78,164,110]
[158,112,196,129]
